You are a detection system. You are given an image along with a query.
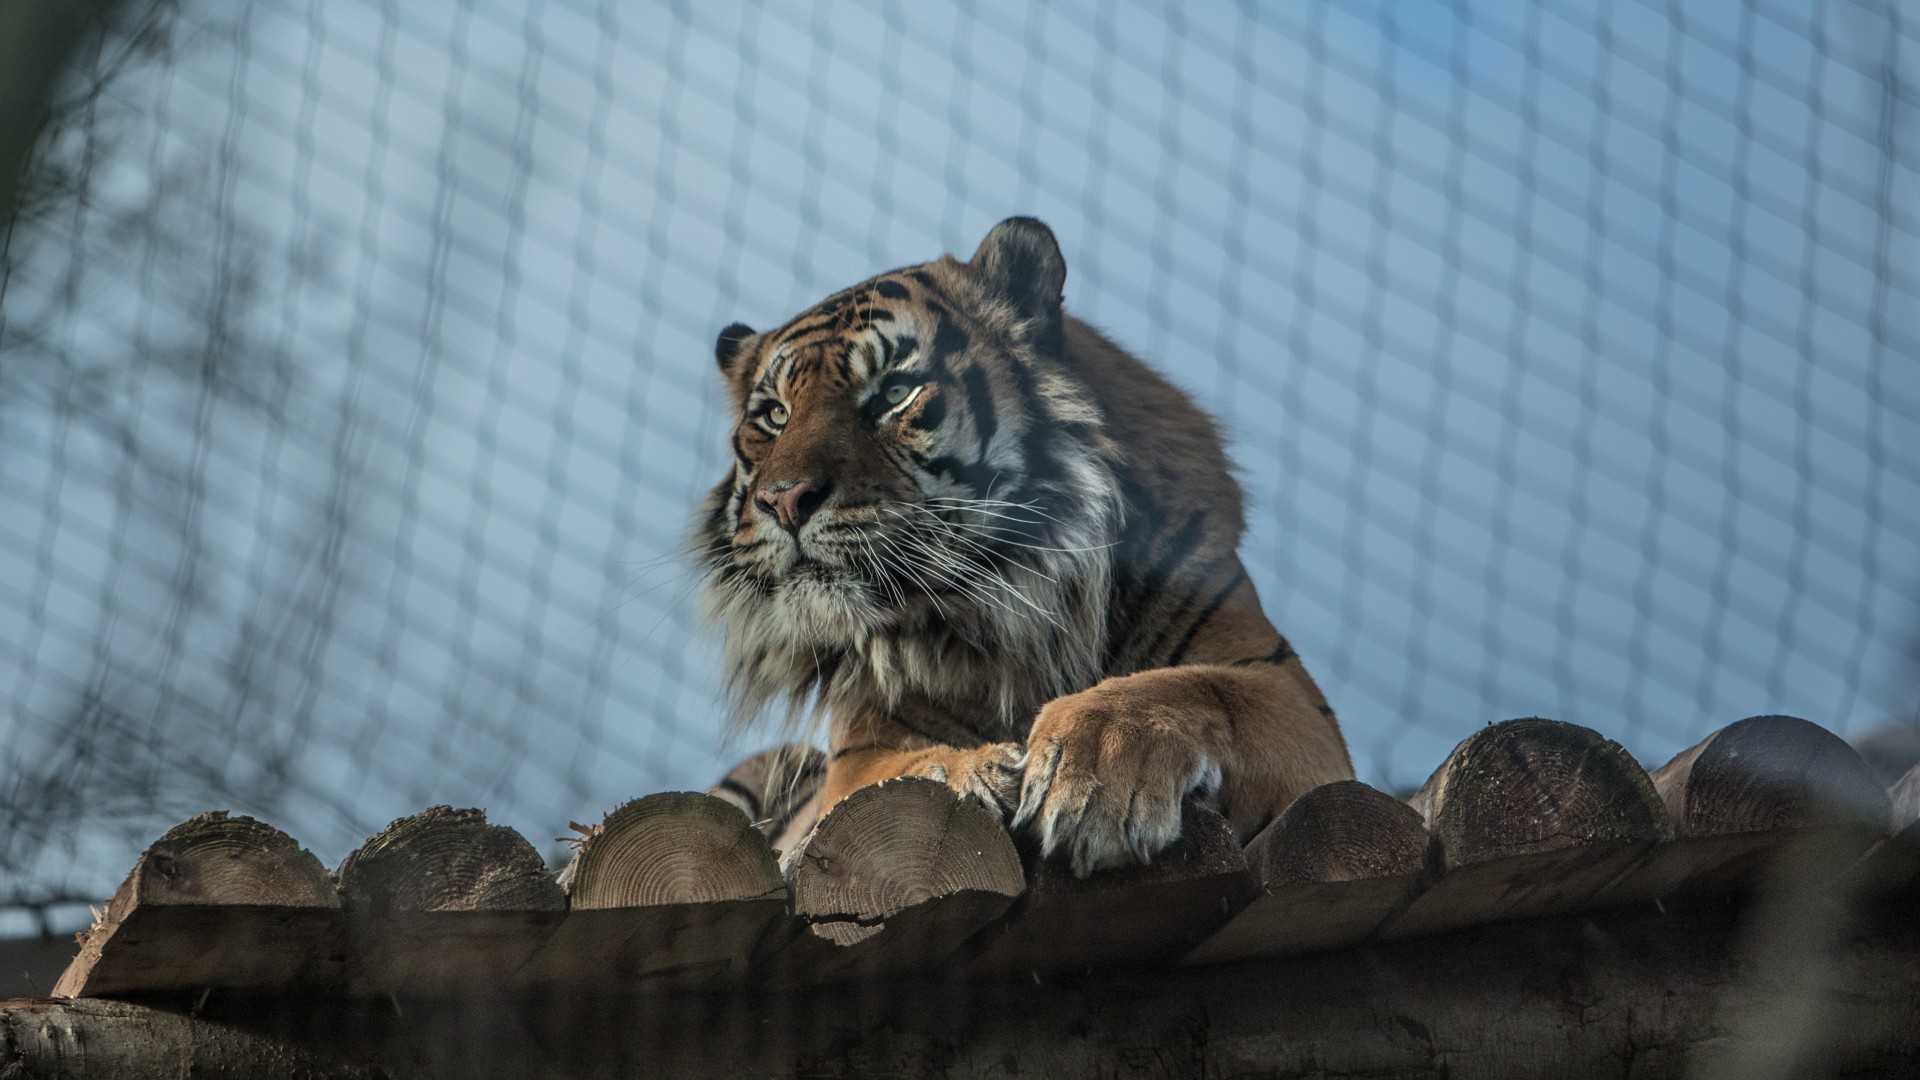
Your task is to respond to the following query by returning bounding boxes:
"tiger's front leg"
[1014,664,1353,877]
[823,740,1027,821]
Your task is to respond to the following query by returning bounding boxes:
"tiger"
[698,217,1354,876]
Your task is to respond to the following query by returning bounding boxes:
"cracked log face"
[789,777,1023,948]
[337,806,564,913]
[562,792,785,908]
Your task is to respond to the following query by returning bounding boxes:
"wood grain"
[1382,718,1670,939]
[53,811,340,998]
[1599,715,1892,905]
[1184,780,1426,964]
[518,792,789,990]
[780,777,1023,981]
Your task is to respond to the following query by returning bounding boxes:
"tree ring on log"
[790,777,1023,942]
[1412,717,1671,870]
[565,792,784,909]
[337,806,563,913]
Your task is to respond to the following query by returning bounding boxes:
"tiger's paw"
[910,742,1026,821]
[1012,686,1222,877]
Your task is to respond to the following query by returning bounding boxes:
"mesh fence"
[2,0,1916,934]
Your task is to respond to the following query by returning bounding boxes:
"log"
[779,777,1024,982]
[965,801,1257,976]
[9,898,1920,1079]
[1848,760,1920,898]
[0,996,409,1080]
[1184,780,1426,965]
[1596,715,1892,906]
[1381,718,1671,939]
[1653,715,1890,835]
[337,806,564,913]
[516,792,789,990]
[336,806,564,994]
[53,811,340,998]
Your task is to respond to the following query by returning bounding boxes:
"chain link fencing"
[2,0,1915,934]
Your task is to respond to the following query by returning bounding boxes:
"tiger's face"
[697,219,1120,729]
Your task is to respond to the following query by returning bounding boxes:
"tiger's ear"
[968,217,1066,326]
[714,322,757,376]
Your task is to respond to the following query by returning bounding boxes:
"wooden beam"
[1184,780,1426,964]
[1380,718,1671,939]
[778,777,1024,982]
[335,807,563,995]
[517,792,789,990]
[964,801,1256,976]
[52,812,340,998]
[1595,715,1892,906]
[11,899,1920,1079]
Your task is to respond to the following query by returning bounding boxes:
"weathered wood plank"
[53,812,341,998]
[336,807,565,995]
[965,801,1257,976]
[11,898,1920,1079]
[1380,718,1671,940]
[1595,715,1892,906]
[1183,780,1426,965]
[516,792,789,990]
[776,777,1024,982]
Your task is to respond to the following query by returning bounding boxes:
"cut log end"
[337,806,563,913]
[1653,715,1892,838]
[54,812,338,999]
[127,811,338,910]
[564,792,784,909]
[790,777,1023,930]
[1413,717,1670,870]
[1248,781,1426,887]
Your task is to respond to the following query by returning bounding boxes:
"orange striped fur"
[698,218,1352,874]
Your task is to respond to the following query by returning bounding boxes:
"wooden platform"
[8,714,1919,1079]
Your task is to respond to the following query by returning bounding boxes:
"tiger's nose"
[756,480,829,532]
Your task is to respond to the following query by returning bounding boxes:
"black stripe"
[930,318,970,362]
[960,365,999,457]
[922,454,997,497]
[874,279,910,300]
[1163,568,1248,666]
[714,777,762,815]
[1229,638,1297,667]
[1107,509,1209,651]
[1140,510,1210,584]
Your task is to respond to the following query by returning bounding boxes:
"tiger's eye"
[885,383,912,406]
[767,404,789,427]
